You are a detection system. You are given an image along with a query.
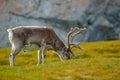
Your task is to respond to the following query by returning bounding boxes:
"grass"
[0,40,120,80]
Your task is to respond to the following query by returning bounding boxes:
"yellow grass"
[0,40,120,80]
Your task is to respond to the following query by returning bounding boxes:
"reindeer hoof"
[37,64,39,66]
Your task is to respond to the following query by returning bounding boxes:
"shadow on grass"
[105,56,120,58]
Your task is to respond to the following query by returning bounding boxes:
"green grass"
[0,40,120,80]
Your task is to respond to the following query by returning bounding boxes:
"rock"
[0,0,120,47]
[80,0,120,41]
[0,0,89,47]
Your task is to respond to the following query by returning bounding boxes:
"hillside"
[0,40,120,80]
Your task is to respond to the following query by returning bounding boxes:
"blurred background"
[0,0,120,47]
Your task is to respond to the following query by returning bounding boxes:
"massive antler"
[67,27,86,58]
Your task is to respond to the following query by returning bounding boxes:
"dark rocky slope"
[0,0,119,47]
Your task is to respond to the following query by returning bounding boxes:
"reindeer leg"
[9,44,23,66]
[41,46,47,64]
[37,49,41,66]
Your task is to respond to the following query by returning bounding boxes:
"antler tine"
[67,27,79,39]
[67,27,86,42]
[70,28,86,42]
[70,42,84,50]
[67,27,79,48]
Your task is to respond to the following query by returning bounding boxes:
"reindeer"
[7,26,86,66]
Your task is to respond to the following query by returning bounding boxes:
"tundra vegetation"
[0,40,120,80]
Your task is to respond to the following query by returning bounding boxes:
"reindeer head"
[57,47,70,60]
[67,27,86,59]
